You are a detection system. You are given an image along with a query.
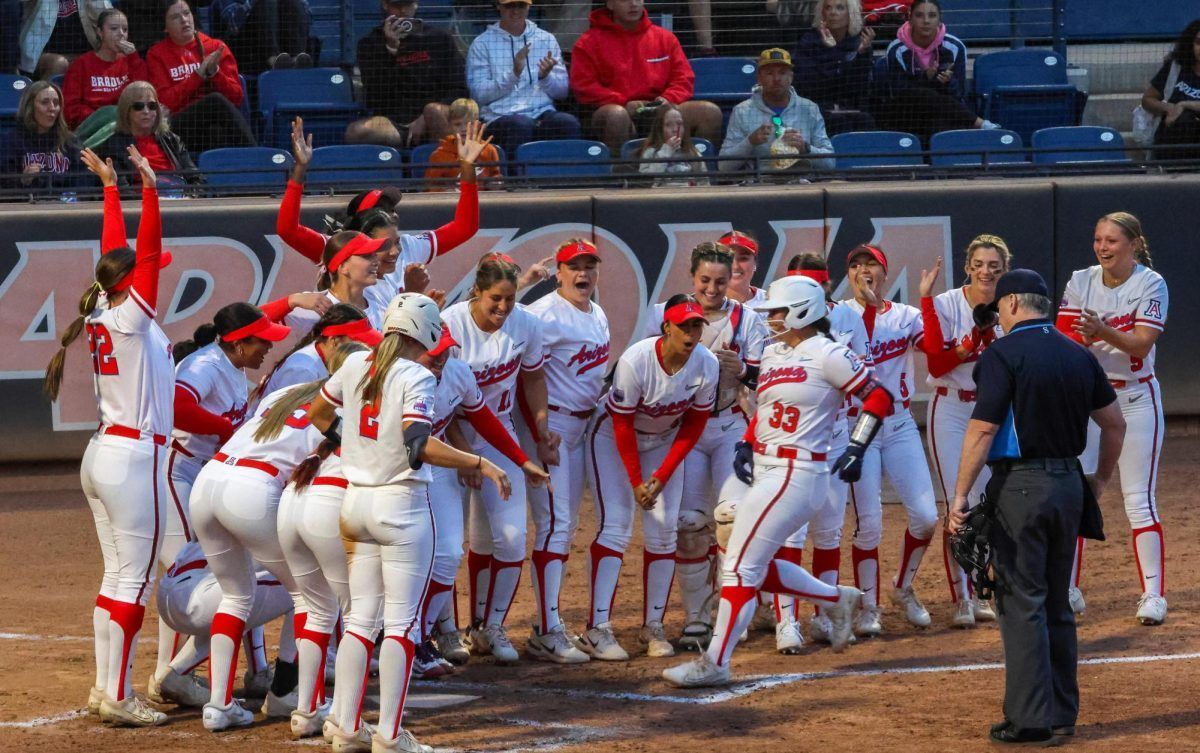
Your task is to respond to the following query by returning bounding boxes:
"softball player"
[258,304,384,399]
[663,275,880,688]
[47,148,170,727]
[583,295,718,660]
[918,237,1009,628]
[515,239,609,664]
[721,230,768,308]
[842,244,939,636]
[441,259,562,664]
[1058,212,1169,626]
[305,294,518,753]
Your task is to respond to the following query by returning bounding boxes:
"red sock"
[106,600,146,701]
[210,612,246,706]
[466,550,493,624]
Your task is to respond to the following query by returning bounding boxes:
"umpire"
[948,269,1126,746]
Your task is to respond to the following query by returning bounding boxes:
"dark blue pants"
[487,111,581,161]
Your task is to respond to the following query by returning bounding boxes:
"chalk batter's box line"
[420,651,1200,706]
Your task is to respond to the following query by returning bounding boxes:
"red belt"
[549,405,595,420]
[312,476,348,488]
[170,439,194,458]
[848,398,910,418]
[213,452,279,477]
[100,424,167,445]
[753,442,827,461]
[167,558,207,577]
[1109,375,1154,389]
[935,387,977,402]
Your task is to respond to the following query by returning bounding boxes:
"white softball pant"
[162,446,203,568]
[278,479,350,635]
[848,411,939,548]
[156,564,293,655]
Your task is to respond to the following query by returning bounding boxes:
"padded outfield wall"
[0,174,1194,462]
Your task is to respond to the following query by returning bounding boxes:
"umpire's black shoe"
[1051,725,1075,736]
[989,720,1062,746]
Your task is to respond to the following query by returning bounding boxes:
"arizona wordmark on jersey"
[1060,264,1168,382]
[927,287,1004,392]
[217,386,326,474]
[431,358,485,438]
[606,337,720,436]
[525,291,611,412]
[441,301,545,418]
[842,299,921,411]
[173,342,251,460]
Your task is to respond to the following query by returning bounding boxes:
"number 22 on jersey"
[86,323,119,376]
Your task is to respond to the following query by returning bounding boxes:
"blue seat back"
[199,147,294,188]
[515,140,612,178]
[308,145,406,188]
[1032,126,1129,164]
[690,58,757,104]
[929,129,1027,166]
[973,49,1068,95]
[832,131,924,169]
[0,75,31,117]
[258,68,363,148]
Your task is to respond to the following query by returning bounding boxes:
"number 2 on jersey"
[85,323,119,376]
[360,398,381,440]
[767,402,801,433]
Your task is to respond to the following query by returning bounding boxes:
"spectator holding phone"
[794,0,877,133]
[63,9,146,146]
[1141,18,1200,161]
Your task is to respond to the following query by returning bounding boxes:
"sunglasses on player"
[131,101,160,112]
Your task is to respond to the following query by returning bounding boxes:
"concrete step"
[1083,92,1142,131]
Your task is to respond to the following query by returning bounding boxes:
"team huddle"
[51,128,1169,750]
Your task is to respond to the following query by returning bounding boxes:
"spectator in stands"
[423,98,503,191]
[17,0,108,76]
[466,0,581,159]
[63,9,146,148]
[1143,18,1200,162]
[2,0,20,74]
[98,79,199,184]
[0,80,85,189]
[348,0,466,148]
[638,103,709,186]
[794,0,876,134]
[33,52,70,80]
[146,0,257,155]
[875,0,995,141]
[719,48,834,176]
[210,0,313,74]
[570,0,722,153]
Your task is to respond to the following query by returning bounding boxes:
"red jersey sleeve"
[174,385,235,442]
[277,180,328,263]
[430,182,479,255]
[129,187,163,311]
[660,35,695,104]
[101,185,130,252]
[652,407,709,485]
[610,410,644,488]
[62,55,90,128]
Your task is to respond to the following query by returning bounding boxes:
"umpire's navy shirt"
[971,318,1117,461]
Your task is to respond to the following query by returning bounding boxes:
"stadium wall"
[1,174,1194,462]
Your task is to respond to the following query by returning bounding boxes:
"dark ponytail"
[173,322,218,364]
[172,302,268,364]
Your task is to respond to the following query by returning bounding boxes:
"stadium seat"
[307,144,406,188]
[1,75,30,118]
[690,58,757,106]
[972,49,1086,144]
[1031,126,1130,164]
[929,129,1028,166]
[620,137,717,172]
[257,68,365,149]
[515,140,611,179]
[199,147,294,190]
[831,131,924,169]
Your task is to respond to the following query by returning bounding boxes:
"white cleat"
[98,694,168,727]
[372,727,434,753]
[88,686,103,715]
[1068,587,1086,616]
[974,598,997,622]
[890,583,932,628]
[436,630,470,665]
[808,615,832,644]
[677,621,713,653]
[149,668,209,707]
[639,621,676,657]
[662,653,732,688]
[527,625,590,664]
[575,622,630,661]
[201,700,254,732]
[290,702,330,739]
[1136,593,1167,626]
[484,624,520,664]
[262,688,297,718]
[328,720,375,753]
[825,585,863,652]
[243,667,273,697]
[775,619,805,654]
[952,598,976,629]
[853,604,883,638]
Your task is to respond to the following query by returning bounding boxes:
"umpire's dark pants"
[986,458,1083,732]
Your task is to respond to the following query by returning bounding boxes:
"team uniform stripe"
[320,386,342,406]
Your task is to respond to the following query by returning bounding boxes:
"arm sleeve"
[466,39,517,106]
[802,102,835,171]
[609,410,644,488]
[464,404,531,466]
[718,106,755,172]
[652,407,709,484]
[211,42,244,106]
[258,295,295,322]
[430,182,479,255]
[62,58,88,128]
[1149,61,1169,94]
[742,412,757,442]
[858,381,893,418]
[101,185,129,252]
[918,296,961,377]
[639,146,671,175]
[569,40,625,107]
[174,385,235,441]
[277,180,327,263]
[542,38,569,100]
[660,37,694,104]
[129,186,162,312]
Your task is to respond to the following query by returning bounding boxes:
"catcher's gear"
[949,496,996,601]
[733,440,754,485]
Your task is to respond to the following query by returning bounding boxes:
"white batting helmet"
[383,293,443,350]
[752,275,828,331]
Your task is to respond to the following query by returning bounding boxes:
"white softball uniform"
[279,451,350,630]
[263,342,328,397]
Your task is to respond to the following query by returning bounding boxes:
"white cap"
[382,293,443,350]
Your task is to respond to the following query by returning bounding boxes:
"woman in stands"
[638,104,711,187]
[876,0,998,141]
[98,81,199,187]
[0,80,85,191]
[794,0,877,134]
[1142,18,1200,161]
[63,9,147,147]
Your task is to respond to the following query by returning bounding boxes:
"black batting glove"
[733,440,754,485]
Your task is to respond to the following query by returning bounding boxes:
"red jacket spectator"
[63,51,148,129]
[570,8,695,107]
[146,31,244,114]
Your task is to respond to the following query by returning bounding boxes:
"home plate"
[408,693,481,709]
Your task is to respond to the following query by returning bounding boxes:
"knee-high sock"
[376,636,416,743]
[155,616,183,681]
[209,612,246,706]
[1133,523,1165,597]
[676,545,716,626]
[811,547,841,617]
[1071,537,1085,589]
[466,550,492,625]
[244,625,268,674]
[895,528,931,591]
[588,541,623,628]
[852,546,879,608]
[642,550,677,626]
[531,550,569,634]
[105,600,146,701]
[484,559,523,628]
[771,546,804,623]
[704,585,758,668]
[942,528,970,602]
[295,612,332,714]
[421,580,455,640]
[331,631,373,733]
[278,609,299,664]
[435,582,459,635]
[94,594,112,690]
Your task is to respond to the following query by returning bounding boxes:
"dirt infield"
[3,430,1200,753]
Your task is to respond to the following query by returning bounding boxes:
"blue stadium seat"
[972,50,1086,144]
[1,75,30,117]
[620,137,717,172]
[690,58,757,106]
[307,145,406,188]
[929,129,1028,166]
[1031,126,1130,165]
[199,147,294,189]
[257,68,365,149]
[516,140,611,179]
[831,131,924,169]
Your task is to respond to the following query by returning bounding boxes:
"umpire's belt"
[988,457,1081,473]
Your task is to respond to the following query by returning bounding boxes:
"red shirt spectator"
[570,5,694,107]
[63,50,148,128]
[146,30,244,113]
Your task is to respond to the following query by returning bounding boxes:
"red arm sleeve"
[430,182,479,255]
[101,185,129,253]
[464,405,531,467]
[859,383,894,419]
[258,295,295,322]
[1056,312,1086,344]
[277,180,327,263]
[919,296,962,377]
[610,410,644,488]
[211,43,244,106]
[660,38,695,104]
[742,413,757,443]
[130,187,162,310]
[652,407,710,485]
[174,386,235,442]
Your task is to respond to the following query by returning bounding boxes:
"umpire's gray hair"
[1014,293,1053,317]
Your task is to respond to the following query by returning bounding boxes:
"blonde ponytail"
[358,332,404,405]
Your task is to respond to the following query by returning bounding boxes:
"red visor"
[719,231,758,255]
[482,252,517,265]
[221,314,291,343]
[322,318,383,346]
[106,250,175,293]
[426,325,458,357]
[847,245,888,274]
[326,234,386,274]
[664,301,706,326]
[787,269,830,283]
[556,240,599,264]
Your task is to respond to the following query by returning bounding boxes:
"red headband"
[719,231,758,255]
[356,189,383,213]
[221,314,291,343]
[664,301,706,326]
[483,252,516,265]
[104,249,175,293]
[322,318,383,346]
[326,233,386,275]
[787,269,830,283]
